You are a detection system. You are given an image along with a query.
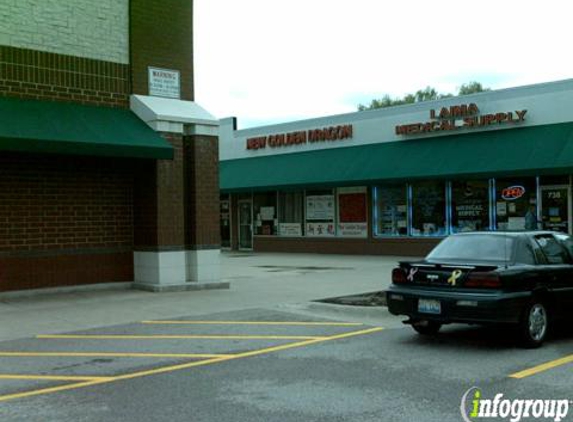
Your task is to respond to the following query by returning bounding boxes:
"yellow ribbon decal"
[447,270,463,286]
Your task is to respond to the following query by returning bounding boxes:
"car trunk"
[399,261,501,288]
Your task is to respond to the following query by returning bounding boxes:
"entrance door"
[238,200,253,250]
[540,185,571,234]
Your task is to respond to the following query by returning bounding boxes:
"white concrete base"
[133,250,225,292]
[186,249,221,283]
[134,251,187,286]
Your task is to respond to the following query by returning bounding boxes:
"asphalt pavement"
[1,252,573,422]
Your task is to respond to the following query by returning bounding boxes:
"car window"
[514,239,537,265]
[554,233,573,259]
[427,234,514,262]
[534,235,570,264]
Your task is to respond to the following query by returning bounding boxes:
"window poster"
[338,187,367,237]
[306,195,334,220]
[279,223,302,237]
[306,222,335,237]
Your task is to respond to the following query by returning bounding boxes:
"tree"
[457,81,490,96]
[358,81,489,111]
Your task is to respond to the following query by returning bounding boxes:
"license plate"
[418,299,441,314]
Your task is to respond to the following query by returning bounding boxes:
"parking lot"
[1,253,573,421]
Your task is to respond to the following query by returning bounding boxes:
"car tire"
[412,320,442,336]
[518,301,549,348]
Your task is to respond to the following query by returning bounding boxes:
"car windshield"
[427,234,514,262]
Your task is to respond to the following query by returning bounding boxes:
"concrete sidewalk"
[0,252,409,342]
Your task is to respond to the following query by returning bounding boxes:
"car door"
[533,234,573,318]
[553,233,573,316]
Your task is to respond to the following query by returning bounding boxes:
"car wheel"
[519,301,549,348]
[412,320,442,336]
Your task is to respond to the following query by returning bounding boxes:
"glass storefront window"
[411,181,446,236]
[278,191,304,236]
[373,184,408,236]
[253,192,277,236]
[305,189,335,237]
[451,180,490,233]
[220,194,231,248]
[495,178,537,230]
[337,187,368,238]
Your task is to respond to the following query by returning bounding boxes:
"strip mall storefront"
[219,79,573,256]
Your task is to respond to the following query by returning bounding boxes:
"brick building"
[0,0,224,292]
[220,79,573,256]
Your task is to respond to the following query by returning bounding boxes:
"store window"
[411,181,446,236]
[451,180,490,233]
[220,194,231,248]
[337,187,368,238]
[373,184,408,236]
[305,189,335,237]
[278,191,304,236]
[495,178,537,230]
[253,192,277,236]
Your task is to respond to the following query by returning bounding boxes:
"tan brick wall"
[0,0,129,64]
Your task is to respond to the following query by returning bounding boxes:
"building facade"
[220,79,573,256]
[0,0,223,292]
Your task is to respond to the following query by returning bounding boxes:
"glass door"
[540,185,571,234]
[238,200,253,250]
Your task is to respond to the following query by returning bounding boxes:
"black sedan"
[387,231,573,347]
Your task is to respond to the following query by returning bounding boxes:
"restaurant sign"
[395,103,527,136]
[246,125,353,150]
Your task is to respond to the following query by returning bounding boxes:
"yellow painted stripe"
[0,352,234,359]
[142,320,363,327]
[0,327,383,402]
[0,375,113,381]
[37,334,323,340]
[509,354,573,379]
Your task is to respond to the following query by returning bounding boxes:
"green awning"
[221,122,573,192]
[0,97,173,159]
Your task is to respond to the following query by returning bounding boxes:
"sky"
[194,0,573,129]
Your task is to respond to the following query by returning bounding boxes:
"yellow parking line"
[0,326,383,402]
[37,334,324,340]
[0,375,113,382]
[0,352,235,359]
[142,320,364,327]
[509,354,573,379]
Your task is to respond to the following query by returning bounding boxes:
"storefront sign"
[148,67,181,99]
[279,223,302,237]
[395,103,527,136]
[501,185,526,201]
[246,125,353,150]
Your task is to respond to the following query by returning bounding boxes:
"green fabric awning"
[221,122,573,192]
[0,97,173,159]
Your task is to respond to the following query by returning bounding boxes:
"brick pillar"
[133,133,188,290]
[184,133,221,282]
[130,95,226,291]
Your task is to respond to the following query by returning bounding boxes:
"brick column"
[184,133,220,282]
[133,133,188,290]
[131,95,227,291]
